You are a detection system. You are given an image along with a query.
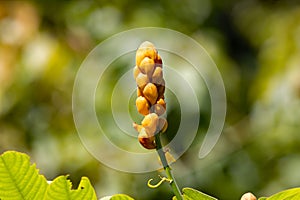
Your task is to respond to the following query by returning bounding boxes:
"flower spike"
[133,41,168,149]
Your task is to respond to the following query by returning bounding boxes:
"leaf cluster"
[1,151,300,200]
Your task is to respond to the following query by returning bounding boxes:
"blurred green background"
[1,0,300,199]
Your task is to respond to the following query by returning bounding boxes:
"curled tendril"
[147,175,173,189]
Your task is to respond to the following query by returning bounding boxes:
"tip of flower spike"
[136,41,157,66]
[139,41,155,48]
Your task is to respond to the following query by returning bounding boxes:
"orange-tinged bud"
[158,117,168,133]
[135,73,149,89]
[136,41,157,66]
[154,99,166,116]
[136,96,149,116]
[138,128,156,149]
[143,83,158,105]
[133,66,141,79]
[139,57,155,76]
[142,113,159,137]
[136,51,145,68]
[152,67,163,85]
[157,98,166,109]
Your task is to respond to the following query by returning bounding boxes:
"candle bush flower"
[133,41,167,150]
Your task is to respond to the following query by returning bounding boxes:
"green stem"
[155,134,183,200]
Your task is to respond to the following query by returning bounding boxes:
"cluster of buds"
[133,41,168,149]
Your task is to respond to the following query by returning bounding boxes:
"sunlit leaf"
[173,187,217,200]
[45,176,97,200]
[0,151,97,200]
[258,188,300,200]
[0,151,48,199]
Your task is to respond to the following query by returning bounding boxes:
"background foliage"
[1,0,300,199]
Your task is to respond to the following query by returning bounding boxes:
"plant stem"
[155,134,183,200]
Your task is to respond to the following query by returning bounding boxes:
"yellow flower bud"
[142,113,159,137]
[139,57,155,76]
[135,73,149,89]
[154,98,166,116]
[133,66,141,79]
[136,41,157,66]
[136,96,149,116]
[143,83,158,105]
[158,117,168,133]
[157,98,166,108]
[152,67,163,85]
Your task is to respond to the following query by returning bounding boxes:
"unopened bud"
[135,73,149,89]
[133,66,141,79]
[136,41,157,66]
[142,113,159,137]
[139,57,155,76]
[136,96,149,116]
[154,98,166,116]
[138,128,156,149]
[143,83,158,105]
[152,67,163,85]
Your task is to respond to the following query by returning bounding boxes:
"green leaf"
[110,194,135,200]
[173,187,218,200]
[0,151,48,200]
[45,176,97,200]
[0,151,98,200]
[258,188,300,200]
